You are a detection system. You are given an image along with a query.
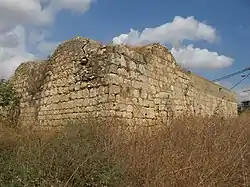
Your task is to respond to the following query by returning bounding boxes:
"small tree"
[0,79,20,127]
[0,79,18,107]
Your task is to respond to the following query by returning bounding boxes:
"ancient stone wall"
[9,37,238,127]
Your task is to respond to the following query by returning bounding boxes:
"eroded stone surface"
[8,36,238,127]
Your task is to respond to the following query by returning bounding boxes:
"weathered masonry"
[9,37,238,127]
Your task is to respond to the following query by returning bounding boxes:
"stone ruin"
[8,37,237,127]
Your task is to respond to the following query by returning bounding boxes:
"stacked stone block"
[9,37,238,127]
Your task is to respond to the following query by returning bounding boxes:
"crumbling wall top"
[50,36,105,60]
[124,42,170,59]
[11,60,48,81]
[128,42,168,53]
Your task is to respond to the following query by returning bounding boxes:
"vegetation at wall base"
[0,79,20,128]
[0,114,249,187]
[0,79,19,108]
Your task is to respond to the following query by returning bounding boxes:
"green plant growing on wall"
[0,79,19,107]
[0,78,20,127]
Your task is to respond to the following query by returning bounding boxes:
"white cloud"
[37,41,59,56]
[0,25,35,79]
[0,0,94,79]
[51,0,93,13]
[28,29,58,56]
[113,16,217,46]
[171,45,234,69]
[112,16,234,69]
[0,0,52,26]
[0,54,35,79]
[0,27,20,48]
[28,30,46,44]
[0,0,93,27]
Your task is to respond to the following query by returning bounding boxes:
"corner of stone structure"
[10,59,52,97]
[12,61,36,78]
[5,36,238,128]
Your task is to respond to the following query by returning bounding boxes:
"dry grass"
[0,114,249,187]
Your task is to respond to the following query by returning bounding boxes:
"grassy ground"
[0,113,249,187]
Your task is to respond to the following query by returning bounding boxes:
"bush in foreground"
[0,115,249,187]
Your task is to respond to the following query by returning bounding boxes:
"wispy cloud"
[0,0,94,79]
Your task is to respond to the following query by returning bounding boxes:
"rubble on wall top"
[50,36,105,59]
[51,36,172,59]
[13,36,178,81]
[121,42,169,54]
[12,36,179,82]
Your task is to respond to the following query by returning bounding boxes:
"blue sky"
[53,0,250,77]
[0,0,250,100]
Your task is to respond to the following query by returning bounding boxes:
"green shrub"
[0,79,19,107]
[0,79,20,127]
